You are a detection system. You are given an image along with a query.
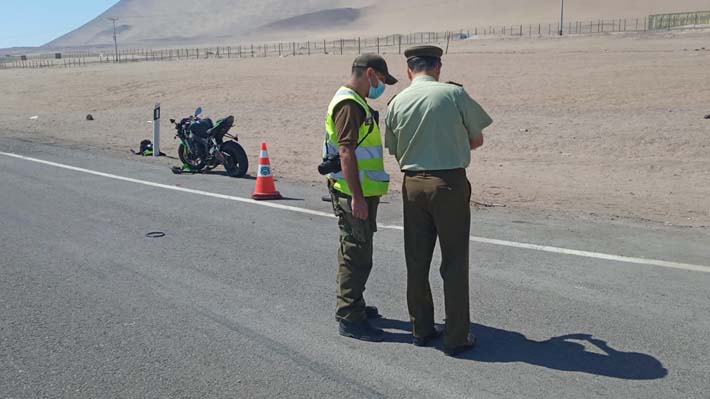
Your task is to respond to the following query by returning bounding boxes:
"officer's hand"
[351,196,369,220]
[470,134,484,150]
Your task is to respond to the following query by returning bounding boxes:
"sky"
[1,0,117,48]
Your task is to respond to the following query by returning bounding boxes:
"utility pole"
[559,0,565,36]
[108,17,119,62]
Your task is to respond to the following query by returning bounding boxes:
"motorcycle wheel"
[221,141,248,178]
[178,143,206,171]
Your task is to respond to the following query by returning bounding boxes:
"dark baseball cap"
[352,53,398,85]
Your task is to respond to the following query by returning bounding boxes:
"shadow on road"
[204,170,257,180]
[169,168,258,180]
[374,318,668,380]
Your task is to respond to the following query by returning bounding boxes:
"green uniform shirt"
[385,75,493,171]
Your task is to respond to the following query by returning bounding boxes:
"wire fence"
[2,13,709,71]
[648,10,710,30]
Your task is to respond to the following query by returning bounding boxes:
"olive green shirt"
[385,75,493,171]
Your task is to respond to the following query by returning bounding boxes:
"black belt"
[403,168,465,177]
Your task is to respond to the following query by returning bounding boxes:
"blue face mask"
[368,77,385,99]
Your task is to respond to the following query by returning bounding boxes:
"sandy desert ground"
[1,30,709,227]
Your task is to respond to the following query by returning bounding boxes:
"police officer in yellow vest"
[320,54,397,342]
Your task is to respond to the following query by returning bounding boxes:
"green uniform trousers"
[330,185,380,322]
[402,169,471,348]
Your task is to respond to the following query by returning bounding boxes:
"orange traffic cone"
[252,142,283,200]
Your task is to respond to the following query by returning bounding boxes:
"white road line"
[2,151,709,274]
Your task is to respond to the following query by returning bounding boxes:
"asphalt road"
[1,137,709,398]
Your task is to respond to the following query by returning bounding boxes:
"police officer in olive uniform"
[321,54,397,342]
[385,46,492,356]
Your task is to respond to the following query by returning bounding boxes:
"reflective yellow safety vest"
[324,86,389,197]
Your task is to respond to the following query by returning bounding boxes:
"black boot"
[444,334,477,356]
[338,319,385,342]
[413,324,446,347]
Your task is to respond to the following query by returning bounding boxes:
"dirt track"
[1,31,709,226]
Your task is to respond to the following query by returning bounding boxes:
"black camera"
[318,153,342,175]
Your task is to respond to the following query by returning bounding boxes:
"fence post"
[251,44,254,57]
[398,35,402,54]
[445,32,450,54]
[376,37,380,54]
[323,39,327,54]
[307,41,311,56]
[358,37,361,54]
[340,39,343,55]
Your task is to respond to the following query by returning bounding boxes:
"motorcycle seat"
[207,115,235,138]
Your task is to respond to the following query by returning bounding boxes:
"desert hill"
[46,0,710,48]
[45,0,370,48]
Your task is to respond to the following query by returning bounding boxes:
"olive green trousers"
[330,186,380,322]
[402,169,471,348]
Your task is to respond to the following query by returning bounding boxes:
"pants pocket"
[336,196,372,244]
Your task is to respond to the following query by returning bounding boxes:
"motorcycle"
[171,107,248,178]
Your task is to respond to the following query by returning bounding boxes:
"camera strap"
[325,105,376,157]
[356,111,376,147]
